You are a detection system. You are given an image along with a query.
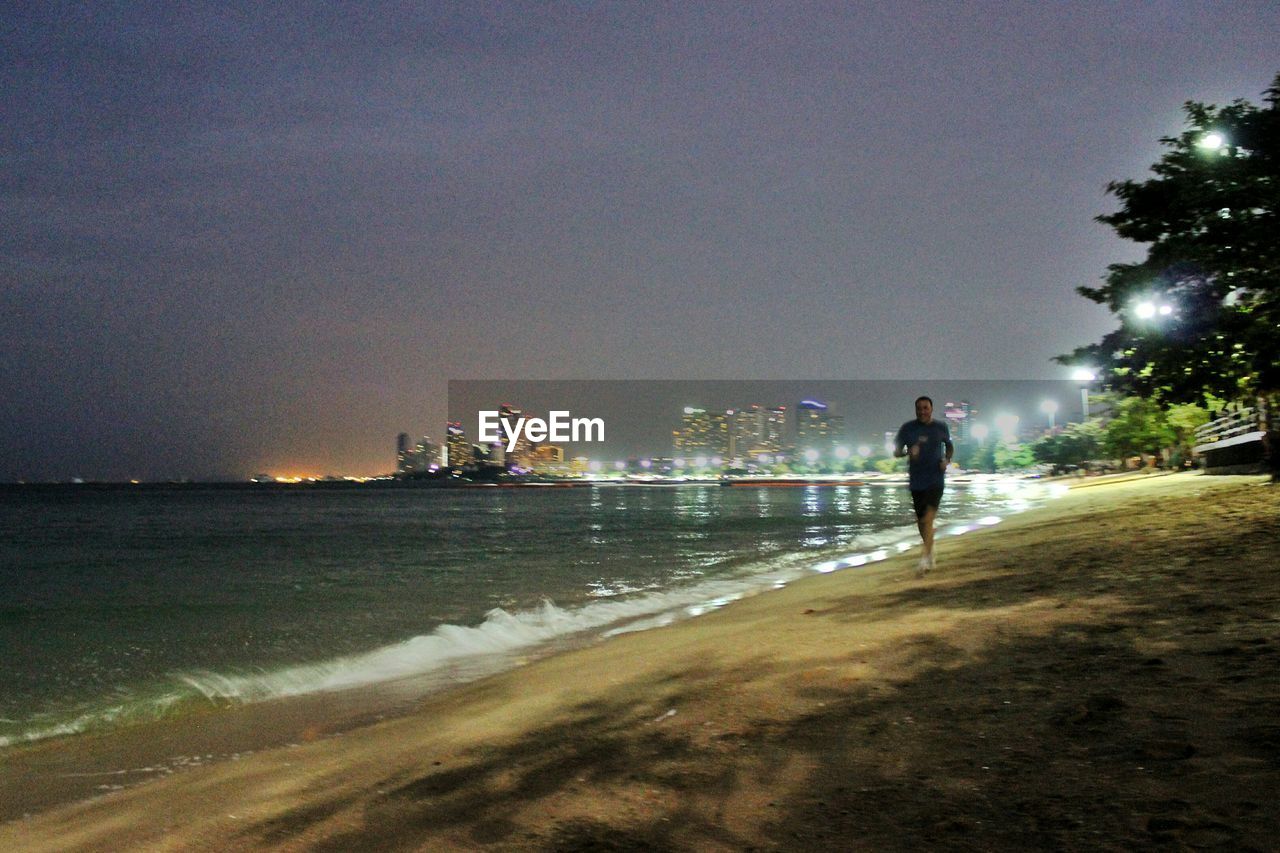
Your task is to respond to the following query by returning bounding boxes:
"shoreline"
[0,480,1045,769]
[3,472,1277,850]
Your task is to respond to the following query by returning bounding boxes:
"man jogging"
[894,396,954,575]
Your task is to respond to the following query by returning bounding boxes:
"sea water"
[0,480,1045,748]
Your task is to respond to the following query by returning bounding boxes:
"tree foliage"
[1031,421,1105,470]
[1102,397,1176,459]
[1060,74,1280,404]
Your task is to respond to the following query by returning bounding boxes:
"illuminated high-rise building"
[729,406,762,459]
[795,399,843,454]
[672,406,730,458]
[944,400,975,442]
[763,405,787,453]
[445,421,472,470]
[499,404,536,468]
[413,435,439,471]
[396,433,411,473]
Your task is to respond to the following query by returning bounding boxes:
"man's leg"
[919,505,937,558]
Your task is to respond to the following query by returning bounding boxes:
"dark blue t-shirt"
[896,419,951,491]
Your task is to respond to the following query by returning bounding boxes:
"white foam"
[3,477,1052,750]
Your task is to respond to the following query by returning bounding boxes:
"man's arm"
[892,426,908,458]
[942,427,955,470]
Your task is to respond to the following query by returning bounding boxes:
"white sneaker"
[916,556,931,576]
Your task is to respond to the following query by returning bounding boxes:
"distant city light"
[640,459,652,469]
[1071,368,1096,382]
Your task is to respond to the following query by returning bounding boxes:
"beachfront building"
[499,404,537,469]
[396,433,440,475]
[945,400,976,442]
[795,399,844,456]
[728,404,788,460]
[445,421,472,471]
[396,433,411,472]
[763,405,787,453]
[529,444,567,474]
[672,406,730,459]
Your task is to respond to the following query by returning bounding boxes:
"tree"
[1031,421,1105,471]
[993,441,1035,472]
[1103,397,1175,460]
[874,457,904,475]
[1165,402,1211,462]
[1060,74,1280,406]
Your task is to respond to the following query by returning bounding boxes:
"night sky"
[3,2,1277,481]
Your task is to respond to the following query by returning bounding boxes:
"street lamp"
[971,423,990,444]
[1072,368,1096,421]
[1197,132,1225,151]
[994,414,1020,444]
[1133,296,1174,322]
[1040,399,1059,431]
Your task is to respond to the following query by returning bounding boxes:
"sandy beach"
[3,472,1278,851]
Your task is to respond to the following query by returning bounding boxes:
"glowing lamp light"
[757,453,773,464]
[694,456,708,468]
[1158,304,1173,316]
[710,456,723,467]
[803,448,820,463]
[674,458,686,468]
[994,413,1020,443]
[588,460,602,472]
[1135,301,1157,319]
[857,444,872,458]
[640,459,652,469]
[614,460,626,470]
[1071,368,1096,382]
[1198,132,1225,150]
[834,445,851,460]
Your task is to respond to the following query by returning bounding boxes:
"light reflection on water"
[1,480,1045,738]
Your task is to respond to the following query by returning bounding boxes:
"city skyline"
[436,379,1091,473]
[4,4,1276,480]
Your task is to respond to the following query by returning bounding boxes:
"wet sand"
[2,472,1278,851]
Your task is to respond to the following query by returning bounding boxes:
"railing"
[1193,407,1263,452]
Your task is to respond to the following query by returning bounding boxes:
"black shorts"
[911,486,944,519]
